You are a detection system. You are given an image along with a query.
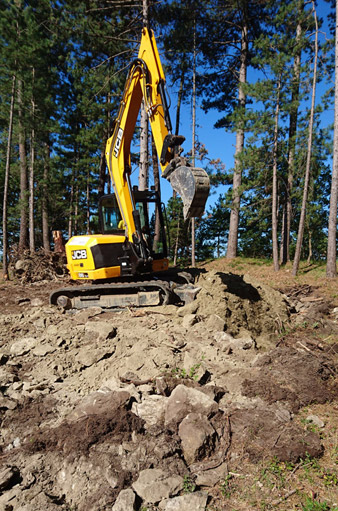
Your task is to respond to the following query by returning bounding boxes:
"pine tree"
[327,0,338,278]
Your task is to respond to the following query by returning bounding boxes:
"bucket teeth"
[167,166,210,219]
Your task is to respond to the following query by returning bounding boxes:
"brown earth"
[0,260,337,510]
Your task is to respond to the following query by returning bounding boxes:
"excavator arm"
[105,27,210,245]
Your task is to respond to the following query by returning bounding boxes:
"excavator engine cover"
[167,166,210,219]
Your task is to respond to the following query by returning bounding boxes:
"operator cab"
[98,189,168,260]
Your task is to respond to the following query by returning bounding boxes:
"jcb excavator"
[50,28,209,310]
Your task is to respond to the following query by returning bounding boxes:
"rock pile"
[0,272,337,510]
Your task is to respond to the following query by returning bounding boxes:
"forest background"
[1,0,338,276]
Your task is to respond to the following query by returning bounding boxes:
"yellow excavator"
[50,28,209,309]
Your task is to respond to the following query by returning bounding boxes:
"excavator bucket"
[168,166,210,219]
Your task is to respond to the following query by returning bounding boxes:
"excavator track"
[50,274,200,310]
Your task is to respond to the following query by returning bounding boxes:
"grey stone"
[159,491,208,511]
[112,489,137,511]
[105,468,119,489]
[182,314,198,328]
[178,413,216,465]
[0,368,16,386]
[165,384,218,430]
[12,382,23,391]
[131,394,166,427]
[67,389,131,421]
[207,314,225,332]
[177,301,199,317]
[75,307,103,324]
[84,320,117,340]
[0,487,18,510]
[132,469,183,504]
[195,462,228,487]
[75,346,115,367]
[31,298,44,307]
[214,332,235,343]
[306,414,325,428]
[32,343,56,357]
[102,377,141,402]
[10,337,37,356]
[0,396,17,410]
[33,317,46,329]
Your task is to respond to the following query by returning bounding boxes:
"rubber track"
[50,280,173,307]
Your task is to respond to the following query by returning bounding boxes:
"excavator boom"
[105,27,209,242]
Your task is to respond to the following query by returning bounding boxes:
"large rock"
[67,389,131,421]
[159,491,208,511]
[131,394,166,427]
[112,489,137,511]
[132,469,183,504]
[75,345,115,368]
[195,462,228,487]
[0,368,16,386]
[84,321,117,341]
[178,413,216,465]
[32,343,56,357]
[10,337,37,356]
[165,384,218,430]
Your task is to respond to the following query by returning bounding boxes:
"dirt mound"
[0,270,337,510]
[188,271,290,345]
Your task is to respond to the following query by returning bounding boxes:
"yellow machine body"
[66,234,169,281]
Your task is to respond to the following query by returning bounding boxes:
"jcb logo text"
[72,249,87,260]
[113,128,123,157]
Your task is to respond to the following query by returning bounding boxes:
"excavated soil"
[0,269,337,510]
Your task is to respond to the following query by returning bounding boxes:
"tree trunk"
[175,70,185,137]
[17,77,28,252]
[138,103,149,191]
[172,70,185,200]
[281,1,303,264]
[29,67,35,254]
[307,228,312,264]
[173,216,180,266]
[86,168,90,234]
[191,16,197,268]
[98,93,110,198]
[279,205,285,263]
[2,75,16,280]
[272,78,281,272]
[139,0,149,191]
[281,4,304,264]
[143,0,148,27]
[326,0,338,278]
[74,182,79,235]
[226,13,248,259]
[42,142,50,252]
[292,3,318,276]
[68,173,74,238]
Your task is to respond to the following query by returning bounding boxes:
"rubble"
[0,271,336,510]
